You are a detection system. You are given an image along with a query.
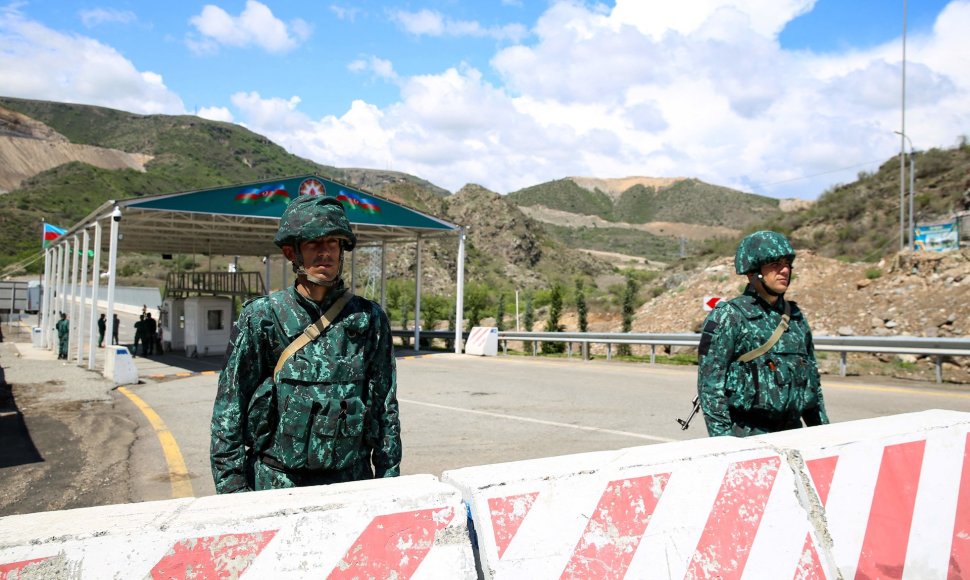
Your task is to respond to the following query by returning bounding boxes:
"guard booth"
[162,271,264,357]
[183,296,232,357]
[159,298,185,352]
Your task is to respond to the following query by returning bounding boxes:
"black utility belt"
[259,454,326,476]
[730,408,799,428]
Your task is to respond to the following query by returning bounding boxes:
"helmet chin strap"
[755,273,785,298]
[293,248,344,288]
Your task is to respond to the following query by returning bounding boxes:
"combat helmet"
[275,195,356,287]
[734,231,795,275]
[274,195,357,251]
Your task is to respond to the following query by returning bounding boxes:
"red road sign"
[703,296,723,311]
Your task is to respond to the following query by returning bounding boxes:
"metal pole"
[895,131,915,249]
[907,150,916,250]
[515,290,520,331]
[380,241,387,311]
[40,248,52,347]
[105,207,121,360]
[454,229,466,354]
[899,0,907,251]
[77,231,90,364]
[69,236,80,355]
[89,221,102,369]
[59,242,69,319]
[413,235,422,353]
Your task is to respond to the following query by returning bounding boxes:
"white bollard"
[103,346,138,386]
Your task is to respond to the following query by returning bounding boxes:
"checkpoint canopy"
[39,174,469,364]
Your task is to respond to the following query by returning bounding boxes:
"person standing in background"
[97,313,106,348]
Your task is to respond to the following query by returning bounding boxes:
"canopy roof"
[72,174,458,256]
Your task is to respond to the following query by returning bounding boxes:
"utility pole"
[899,0,908,251]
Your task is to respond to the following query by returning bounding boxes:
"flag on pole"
[42,223,66,248]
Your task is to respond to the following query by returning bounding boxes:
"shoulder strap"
[273,291,354,381]
[736,299,790,363]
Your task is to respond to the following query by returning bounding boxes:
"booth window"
[207,309,224,331]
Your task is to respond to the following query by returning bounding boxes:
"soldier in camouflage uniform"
[697,231,829,437]
[210,195,401,493]
[56,312,69,360]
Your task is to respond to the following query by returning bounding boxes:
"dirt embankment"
[0,106,152,192]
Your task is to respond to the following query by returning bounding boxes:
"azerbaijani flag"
[336,190,381,213]
[42,223,66,248]
[235,185,290,204]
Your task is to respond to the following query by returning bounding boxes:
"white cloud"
[391,9,527,42]
[197,106,233,122]
[188,0,311,54]
[329,5,360,22]
[264,0,961,198]
[79,8,136,28]
[5,1,970,201]
[0,6,184,114]
[348,55,397,81]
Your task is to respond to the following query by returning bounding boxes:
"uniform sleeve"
[210,305,270,493]
[697,305,738,437]
[801,327,830,427]
[367,307,401,477]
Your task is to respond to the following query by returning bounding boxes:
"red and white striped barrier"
[0,474,476,579]
[443,410,970,579]
[760,409,970,579]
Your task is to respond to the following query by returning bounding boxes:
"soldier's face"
[297,236,342,280]
[759,258,792,293]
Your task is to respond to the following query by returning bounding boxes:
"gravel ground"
[0,339,136,516]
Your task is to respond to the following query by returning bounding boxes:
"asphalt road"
[4,343,970,515]
[121,352,970,502]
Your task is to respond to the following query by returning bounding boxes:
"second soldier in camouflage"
[696,230,829,437]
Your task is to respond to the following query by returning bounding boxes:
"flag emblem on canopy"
[299,178,326,197]
[234,185,290,204]
[336,189,381,213]
[42,223,66,248]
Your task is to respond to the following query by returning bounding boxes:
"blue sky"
[1,1,968,200]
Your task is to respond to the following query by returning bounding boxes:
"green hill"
[506,179,615,220]
[615,179,781,227]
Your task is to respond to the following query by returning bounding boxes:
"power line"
[762,159,886,187]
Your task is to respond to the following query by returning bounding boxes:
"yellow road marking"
[118,387,194,498]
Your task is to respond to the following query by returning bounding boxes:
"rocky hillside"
[532,248,970,383]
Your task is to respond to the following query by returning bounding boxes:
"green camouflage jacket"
[210,281,401,493]
[696,286,828,437]
[55,319,69,338]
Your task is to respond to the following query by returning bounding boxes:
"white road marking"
[399,397,677,443]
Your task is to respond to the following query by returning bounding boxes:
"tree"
[523,293,534,332]
[576,279,589,360]
[446,300,456,351]
[421,294,450,349]
[542,283,565,354]
[618,273,638,357]
[575,279,588,333]
[495,293,506,331]
[464,282,490,331]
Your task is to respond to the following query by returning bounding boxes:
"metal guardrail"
[391,329,970,383]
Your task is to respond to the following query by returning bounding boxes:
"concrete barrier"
[102,345,138,386]
[0,474,476,579]
[465,326,498,356]
[443,410,970,579]
[755,408,970,579]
